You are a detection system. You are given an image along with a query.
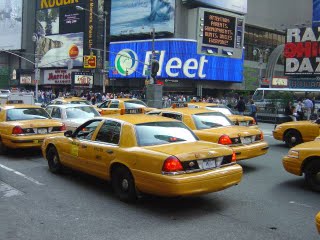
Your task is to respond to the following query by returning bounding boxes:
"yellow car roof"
[1,104,41,109]
[106,114,178,125]
[189,102,219,107]
[162,107,213,115]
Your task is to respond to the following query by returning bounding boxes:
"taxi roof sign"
[172,103,188,108]
[7,100,24,104]
[120,108,144,115]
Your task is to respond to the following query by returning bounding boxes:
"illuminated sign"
[20,76,32,84]
[197,8,245,59]
[272,77,288,87]
[284,27,320,76]
[182,0,247,14]
[72,72,94,86]
[108,39,244,82]
[83,55,97,68]
[43,69,78,85]
[39,0,81,9]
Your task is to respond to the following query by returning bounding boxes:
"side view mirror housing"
[64,130,73,137]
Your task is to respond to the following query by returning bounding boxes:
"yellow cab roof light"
[172,103,188,109]
[120,108,145,115]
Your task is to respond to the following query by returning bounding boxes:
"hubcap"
[316,171,320,183]
[121,179,129,191]
[53,155,58,165]
[290,136,296,143]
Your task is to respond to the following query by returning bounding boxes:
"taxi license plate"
[242,137,252,144]
[199,159,216,169]
[37,128,48,134]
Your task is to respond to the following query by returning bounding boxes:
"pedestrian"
[285,101,296,121]
[250,100,258,124]
[235,96,246,115]
[303,97,313,120]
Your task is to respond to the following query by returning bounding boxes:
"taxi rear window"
[135,122,198,146]
[6,108,50,121]
[192,112,233,130]
[124,100,147,109]
[70,100,91,105]
[205,106,233,115]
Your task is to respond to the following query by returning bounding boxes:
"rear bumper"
[232,141,269,161]
[282,156,302,176]
[134,164,243,197]
[2,133,64,149]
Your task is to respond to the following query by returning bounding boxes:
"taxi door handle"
[106,150,113,154]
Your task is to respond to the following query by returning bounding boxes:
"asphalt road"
[0,123,319,240]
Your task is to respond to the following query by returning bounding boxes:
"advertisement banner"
[284,27,320,76]
[313,0,320,26]
[72,72,94,86]
[108,39,243,82]
[110,0,175,36]
[0,0,23,50]
[182,0,247,14]
[20,76,32,84]
[43,69,78,85]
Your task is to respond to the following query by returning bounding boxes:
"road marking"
[289,201,312,208]
[0,163,44,186]
[0,181,23,198]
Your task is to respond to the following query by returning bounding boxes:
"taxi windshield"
[193,112,233,129]
[6,108,50,121]
[124,100,147,108]
[66,106,100,119]
[135,122,197,146]
[205,106,233,115]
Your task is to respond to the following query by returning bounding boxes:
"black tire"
[0,139,8,155]
[111,166,137,203]
[284,130,302,148]
[304,160,320,192]
[47,146,62,173]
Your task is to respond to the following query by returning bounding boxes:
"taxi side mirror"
[64,130,73,138]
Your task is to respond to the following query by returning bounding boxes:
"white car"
[45,104,100,131]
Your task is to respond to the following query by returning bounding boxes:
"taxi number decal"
[71,145,79,156]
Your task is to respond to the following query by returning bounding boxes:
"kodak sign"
[39,0,81,9]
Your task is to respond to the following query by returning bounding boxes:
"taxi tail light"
[251,119,256,125]
[260,132,264,140]
[12,126,23,135]
[120,109,125,115]
[162,156,184,173]
[232,152,236,162]
[60,124,66,131]
[218,135,232,145]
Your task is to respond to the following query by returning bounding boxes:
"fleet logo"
[115,49,138,76]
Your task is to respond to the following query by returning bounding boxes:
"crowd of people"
[285,97,316,121]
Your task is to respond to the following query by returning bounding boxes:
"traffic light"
[151,60,159,79]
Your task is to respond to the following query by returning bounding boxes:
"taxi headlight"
[287,150,299,158]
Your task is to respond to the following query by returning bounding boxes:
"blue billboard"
[110,0,175,36]
[313,0,320,26]
[109,39,244,82]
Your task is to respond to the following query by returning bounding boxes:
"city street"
[0,123,319,240]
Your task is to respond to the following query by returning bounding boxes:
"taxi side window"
[95,120,121,145]
[109,102,119,108]
[55,101,63,105]
[75,120,102,140]
[162,112,182,121]
[51,107,61,119]
[46,107,53,115]
[99,101,110,108]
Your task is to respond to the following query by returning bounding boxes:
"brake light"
[162,156,183,173]
[60,123,66,131]
[260,132,264,140]
[251,119,256,125]
[232,152,236,162]
[12,126,23,135]
[218,135,232,145]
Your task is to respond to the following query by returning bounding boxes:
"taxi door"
[80,120,121,179]
[62,119,103,171]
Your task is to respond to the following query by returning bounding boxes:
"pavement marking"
[289,201,312,208]
[0,181,23,198]
[0,163,44,186]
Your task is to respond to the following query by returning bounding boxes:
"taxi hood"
[198,126,261,138]
[143,141,232,161]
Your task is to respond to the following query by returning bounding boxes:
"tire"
[304,160,320,192]
[0,139,8,155]
[47,146,62,173]
[111,166,137,203]
[284,130,302,148]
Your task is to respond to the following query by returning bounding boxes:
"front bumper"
[231,141,269,161]
[272,130,283,141]
[282,156,302,176]
[133,164,243,197]
[2,133,64,149]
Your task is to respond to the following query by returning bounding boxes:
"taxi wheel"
[47,146,62,173]
[111,166,137,203]
[284,130,302,148]
[304,161,320,192]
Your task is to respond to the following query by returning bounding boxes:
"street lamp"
[253,47,270,87]
[32,33,40,102]
[76,6,108,93]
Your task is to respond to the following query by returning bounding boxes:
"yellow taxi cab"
[97,98,155,115]
[0,104,66,154]
[282,138,320,191]
[316,212,320,233]
[49,96,91,105]
[273,119,320,147]
[147,106,268,161]
[188,102,257,127]
[41,110,243,202]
